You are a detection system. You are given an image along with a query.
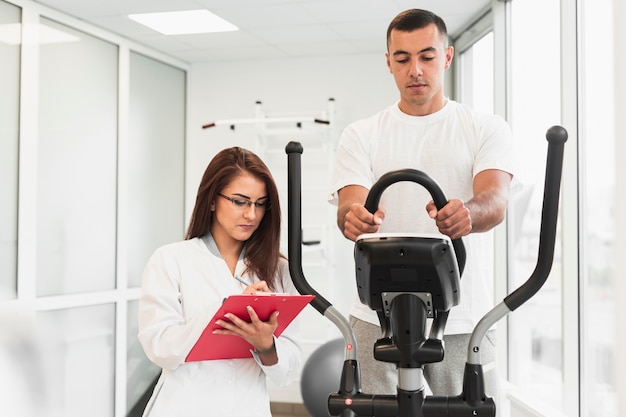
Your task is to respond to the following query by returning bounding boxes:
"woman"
[138,147,301,417]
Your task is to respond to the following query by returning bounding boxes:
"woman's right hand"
[242,281,270,294]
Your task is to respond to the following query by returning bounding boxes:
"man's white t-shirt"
[330,100,517,335]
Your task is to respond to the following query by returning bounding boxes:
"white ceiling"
[33,0,490,64]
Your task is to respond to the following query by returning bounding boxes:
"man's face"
[386,24,454,116]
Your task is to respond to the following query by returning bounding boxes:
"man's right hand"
[342,203,385,241]
[337,185,385,241]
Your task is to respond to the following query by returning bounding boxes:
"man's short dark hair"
[386,9,449,50]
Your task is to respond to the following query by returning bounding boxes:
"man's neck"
[399,96,448,116]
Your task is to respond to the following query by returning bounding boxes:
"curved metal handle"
[364,169,467,275]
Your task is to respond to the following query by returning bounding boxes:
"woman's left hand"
[213,306,279,363]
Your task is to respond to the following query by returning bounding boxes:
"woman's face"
[210,173,268,245]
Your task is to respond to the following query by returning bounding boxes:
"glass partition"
[0,2,188,416]
[124,51,185,412]
[36,304,116,417]
[126,52,186,288]
[580,0,617,415]
[0,0,21,299]
[458,31,494,114]
[37,17,118,296]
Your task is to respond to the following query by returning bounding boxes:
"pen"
[233,275,250,287]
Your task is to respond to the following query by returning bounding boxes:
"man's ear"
[444,46,454,70]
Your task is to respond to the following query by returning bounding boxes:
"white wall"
[186,52,398,309]
[186,53,396,193]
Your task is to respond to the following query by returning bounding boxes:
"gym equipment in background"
[300,338,344,417]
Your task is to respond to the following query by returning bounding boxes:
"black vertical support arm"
[504,125,568,311]
[285,141,332,314]
[286,141,360,416]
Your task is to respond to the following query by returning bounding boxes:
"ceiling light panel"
[128,9,238,35]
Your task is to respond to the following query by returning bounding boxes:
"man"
[329,9,517,398]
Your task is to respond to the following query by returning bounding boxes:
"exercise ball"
[300,338,345,417]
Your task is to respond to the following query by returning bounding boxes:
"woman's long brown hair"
[185,147,283,291]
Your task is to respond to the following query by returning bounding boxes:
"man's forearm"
[465,188,509,233]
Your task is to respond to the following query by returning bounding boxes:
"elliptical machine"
[285,125,567,417]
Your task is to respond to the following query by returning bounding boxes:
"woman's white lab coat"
[138,236,302,417]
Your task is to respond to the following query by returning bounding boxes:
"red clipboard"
[185,293,315,361]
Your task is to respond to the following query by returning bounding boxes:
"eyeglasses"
[218,193,271,210]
